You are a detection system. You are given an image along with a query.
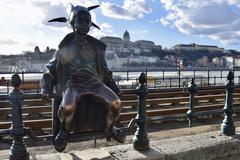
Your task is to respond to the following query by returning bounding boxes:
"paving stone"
[152,128,240,160]
[106,144,165,160]
[60,154,74,160]
[33,153,72,160]
[71,148,113,160]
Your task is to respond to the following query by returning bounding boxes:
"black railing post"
[214,76,216,86]
[9,73,29,160]
[7,81,9,94]
[145,67,148,87]
[127,70,129,81]
[200,76,203,86]
[220,69,223,79]
[154,77,156,88]
[178,68,181,88]
[170,77,172,88]
[21,71,24,83]
[133,72,149,151]
[221,70,235,136]
[162,70,165,80]
[207,69,210,86]
[187,78,197,127]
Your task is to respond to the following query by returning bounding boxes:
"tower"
[123,30,130,42]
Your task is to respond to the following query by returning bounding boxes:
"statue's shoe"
[111,126,126,143]
[54,130,68,152]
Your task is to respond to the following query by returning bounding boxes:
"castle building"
[100,30,161,69]
[100,30,161,58]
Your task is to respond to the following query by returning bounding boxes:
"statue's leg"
[52,96,62,143]
[54,87,79,152]
[93,85,125,143]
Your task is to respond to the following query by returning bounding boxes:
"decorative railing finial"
[139,72,147,85]
[187,77,197,127]
[11,73,22,89]
[133,72,149,151]
[9,73,29,160]
[221,70,235,136]
[227,70,234,81]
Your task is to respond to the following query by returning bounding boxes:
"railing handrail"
[1,85,240,100]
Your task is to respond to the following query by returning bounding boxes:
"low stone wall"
[29,127,240,160]
[31,128,240,160]
[107,128,240,160]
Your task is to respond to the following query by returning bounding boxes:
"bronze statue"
[41,4,125,152]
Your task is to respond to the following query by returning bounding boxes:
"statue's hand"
[41,72,54,101]
[117,90,123,98]
[41,89,50,101]
[106,79,122,98]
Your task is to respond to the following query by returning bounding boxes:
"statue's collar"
[58,32,106,50]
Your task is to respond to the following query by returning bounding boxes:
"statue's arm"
[103,58,122,97]
[41,51,59,95]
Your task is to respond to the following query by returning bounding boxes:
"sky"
[0,0,240,55]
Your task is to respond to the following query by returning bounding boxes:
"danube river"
[0,70,239,87]
[1,70,239,80]
[0,70,239,93]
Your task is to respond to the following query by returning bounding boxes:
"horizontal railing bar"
[1,103,239,130]
[1,93,240,115]
[1,85,240,100]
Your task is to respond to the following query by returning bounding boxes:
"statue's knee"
[57,105,74,122]
[113,99,121,110]
[111,99,121,119]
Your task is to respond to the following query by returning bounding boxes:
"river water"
[0,70,239,87]
[1,70,239,80]
[0,70,239,93]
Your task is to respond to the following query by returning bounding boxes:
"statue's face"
[73,12,91,35]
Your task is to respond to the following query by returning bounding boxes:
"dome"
[124,30,129,36]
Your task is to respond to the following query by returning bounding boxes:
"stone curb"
[6,128,240,160]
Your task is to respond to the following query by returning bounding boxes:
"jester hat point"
[48,4,100,30]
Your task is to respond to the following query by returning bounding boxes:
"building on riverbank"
[100,30,162,69]
[100,30,162,57]
[173,43,224,52]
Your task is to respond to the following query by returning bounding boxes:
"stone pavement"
[2,121,240,160]
[31,145,165,160]
[7,127,240,160]
[32,148,113,160]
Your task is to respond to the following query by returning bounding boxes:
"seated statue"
[41,4,125,152]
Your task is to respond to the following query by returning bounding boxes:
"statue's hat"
[48,4,100,30]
